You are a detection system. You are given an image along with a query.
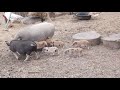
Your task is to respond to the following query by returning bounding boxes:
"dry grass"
[0,12,120,78]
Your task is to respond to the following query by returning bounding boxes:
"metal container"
[75,12,91,20]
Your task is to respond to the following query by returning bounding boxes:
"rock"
[54,12,70,17]
[72,31,101,46]
[21,17,42,25]
[102,33,120,49]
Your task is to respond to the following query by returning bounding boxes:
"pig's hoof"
[24,59,30,62]
[16,56,21,60]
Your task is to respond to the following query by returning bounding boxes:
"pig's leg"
[87,46,90,50]
[47,13,52,22]
[16,52,20,56]
[13,52,19,60]
[24,54,30,61]
[24,51,32,61]
[80,50,83,57]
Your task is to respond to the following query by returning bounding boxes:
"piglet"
[42,47,59,56]
[72,40,90,49]
[46,39,64,48]
[64,48,83,57]
[35,41,48,50]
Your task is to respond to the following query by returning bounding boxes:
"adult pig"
[14,22,55,41]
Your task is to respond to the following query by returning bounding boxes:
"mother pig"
[14,22,55,41]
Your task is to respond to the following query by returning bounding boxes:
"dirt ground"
[1,12,120,78]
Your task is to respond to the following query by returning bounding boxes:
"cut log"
[72,31,101,46]
[102,33,120,49]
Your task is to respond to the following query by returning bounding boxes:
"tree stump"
[72,31,101,46]
[102,33,120,49]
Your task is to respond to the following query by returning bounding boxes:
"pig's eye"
[55,50,57,52]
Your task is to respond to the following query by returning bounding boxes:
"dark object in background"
[74,12,91,20]
[76,12,90,15]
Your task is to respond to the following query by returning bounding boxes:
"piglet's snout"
[42,47,59,55]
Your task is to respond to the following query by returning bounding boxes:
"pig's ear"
[72,42,77,46]
[30,43,35,46]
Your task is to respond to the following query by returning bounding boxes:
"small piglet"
[46,39,64,48]
[42,47,59,56]
[35,41,48,49]
[64,48,83,57]
[5,40,38,61]
[72,40,90,49]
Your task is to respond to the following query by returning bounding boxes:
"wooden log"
[72,31,101,46]
[102,33,120,49]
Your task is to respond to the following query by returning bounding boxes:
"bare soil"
[0,12,120,78]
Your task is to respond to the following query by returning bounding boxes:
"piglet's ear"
[30,43,35,46]
[72,42,77,46]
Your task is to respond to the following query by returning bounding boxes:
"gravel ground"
[0,12,120,78]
